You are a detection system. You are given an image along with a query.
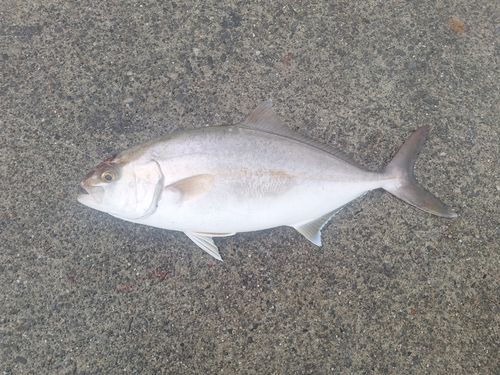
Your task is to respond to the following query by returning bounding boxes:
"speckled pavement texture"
[1,0,499,374]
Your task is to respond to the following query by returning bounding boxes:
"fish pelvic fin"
[383,126,457,218]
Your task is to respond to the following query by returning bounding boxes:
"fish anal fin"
[292,210,341,246]
[184,232,224,261]
[166,174,215,203]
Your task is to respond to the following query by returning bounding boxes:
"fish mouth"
[77,184,88,196]
[77,183,105,204]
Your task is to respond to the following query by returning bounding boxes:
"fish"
[77,100,456,260]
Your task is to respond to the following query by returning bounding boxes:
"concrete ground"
[1,0,499,373]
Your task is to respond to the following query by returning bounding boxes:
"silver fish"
[77,100,456,260]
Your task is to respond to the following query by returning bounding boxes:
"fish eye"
[101,171,116,182]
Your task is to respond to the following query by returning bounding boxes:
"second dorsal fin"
[238,100,367,171]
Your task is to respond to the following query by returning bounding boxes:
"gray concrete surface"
[1,0,499,374]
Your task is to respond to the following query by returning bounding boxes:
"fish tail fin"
[382,126,457,218]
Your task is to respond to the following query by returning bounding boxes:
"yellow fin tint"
[167,174,215,203]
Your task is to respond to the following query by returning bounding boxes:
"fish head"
[77,153,164,220]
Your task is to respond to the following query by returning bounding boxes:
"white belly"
[131,169,386,233]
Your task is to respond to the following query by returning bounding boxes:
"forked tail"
[383,126,457,218]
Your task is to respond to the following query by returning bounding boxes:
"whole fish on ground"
[77,100,456,260]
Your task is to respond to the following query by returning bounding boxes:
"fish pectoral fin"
[165,174,215,203]
[292,209,342,246]
[184,232,224,261]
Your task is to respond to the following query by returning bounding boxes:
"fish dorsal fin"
[238,100,367,171]
[292,209,343,246]
[184,232,223,261]
[239,99,289,134]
